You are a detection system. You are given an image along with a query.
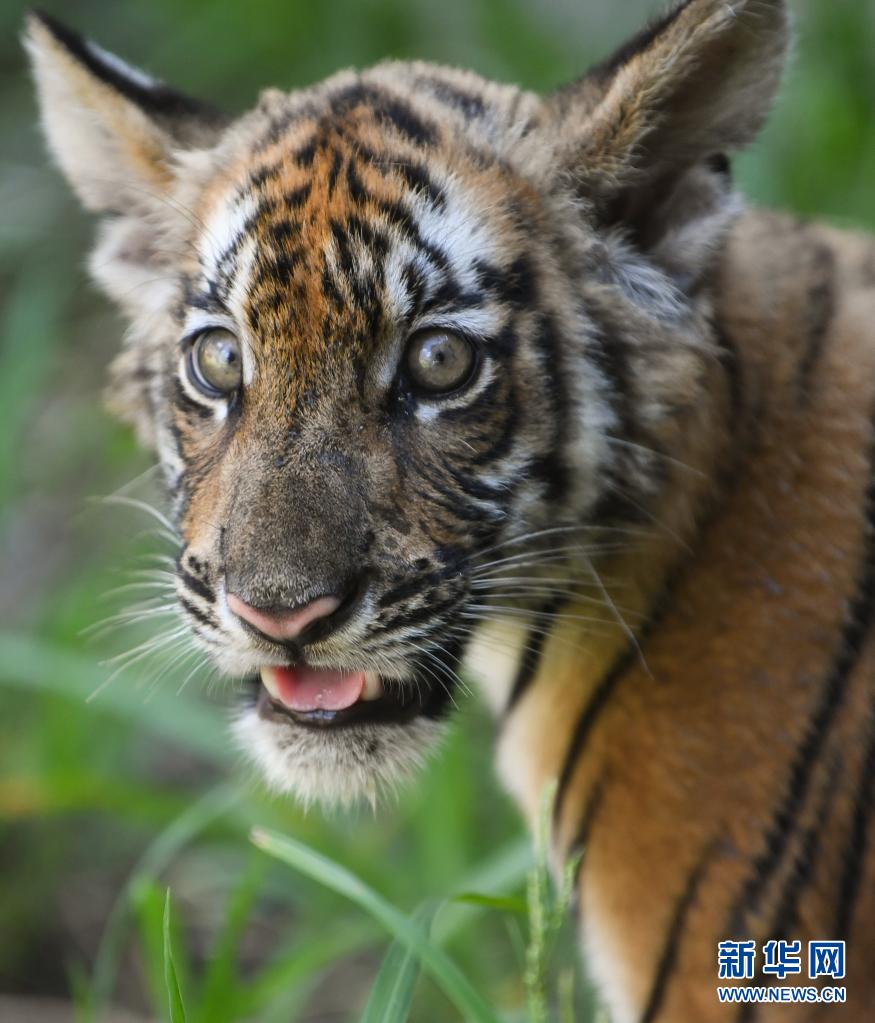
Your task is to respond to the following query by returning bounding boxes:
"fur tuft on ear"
[24,10,224,212]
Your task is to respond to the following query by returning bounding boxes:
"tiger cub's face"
[27,1,786,803]
[169,81,580,802]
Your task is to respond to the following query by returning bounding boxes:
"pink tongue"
[271,665,365,712]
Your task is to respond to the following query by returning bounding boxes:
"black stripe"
[420,278,484,316]
[553,643,634,831]
[489,323,518,358]
[554,578,674,836]
[320,259,344,311]
[265,248,304,285]
[346,215,390,258]
[401,261,427,318]
[530,315,570,503]
[473,255,537,309]
[293,137,318,167]
[345,157,368,205]
[395,161,446,209]
[246,158,284,190]
[379,569,444,610]
[327,149,343,194]
[179,596,218,630]
[254,109,311,153]
[331,83,437,147]
[182,286,226,318]
[373,198,449,271]
[254,188,311,222]
[442,462,508,504]
[504,607,564,714]
[374,592,463,635]
[416,76,487,121]
[436,378,504,424]
[177,567,215,605]
[172,378,212,421]
[728,411,875,936]
[572,774,608,882]
[771,754,841,939]
[216,189,314,287]
[30,11,224,127]
[834,701,875,938]
[639,842,715,1023]
[796,242,837,399]
[414,462,503,523]
[330,219,356,278]
[735,758,842,1023]
[417,482,498,525]
[501,255,537,308]
[284,182,313,210]
[466,389,520,465]
[266,219,299,248]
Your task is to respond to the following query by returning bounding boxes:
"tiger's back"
[26,0,875,1019]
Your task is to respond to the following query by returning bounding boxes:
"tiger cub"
[27,0,875,1018]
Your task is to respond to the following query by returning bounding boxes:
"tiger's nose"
[226,591,342,642]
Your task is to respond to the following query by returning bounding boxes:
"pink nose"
[227,592,341,641]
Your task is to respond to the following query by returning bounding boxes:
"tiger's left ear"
[24,9,225,213]
[541,0,788,276]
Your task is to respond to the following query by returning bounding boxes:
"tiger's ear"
[26,12,228,448]
[542,0,788,276]
[25,10,224,213]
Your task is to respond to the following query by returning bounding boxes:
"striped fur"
[27,1,875,1018]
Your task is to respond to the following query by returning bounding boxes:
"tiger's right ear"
[533,0,788,285]
[25,12,227,448]
[544,0,788,205]
[24,10,225,213]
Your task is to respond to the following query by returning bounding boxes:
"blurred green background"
[1,0,873,1020]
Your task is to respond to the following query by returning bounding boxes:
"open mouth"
[256,664,422,728]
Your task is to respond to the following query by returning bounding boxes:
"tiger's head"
[27,0,787,804]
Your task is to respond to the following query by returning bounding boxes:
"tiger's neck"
[464,207,839,847]
[465,475,725,842]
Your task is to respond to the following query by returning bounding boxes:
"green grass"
[0,626,593,1018]
[64,779,589,1023]
[1,0,874,1019]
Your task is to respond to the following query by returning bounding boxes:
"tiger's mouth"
[235,647,460,804]
[253,664,424,729]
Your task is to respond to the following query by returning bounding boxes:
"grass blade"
[451,892,527,915]
[163,890,187,1023]
[433,836,532,946]
[361,900,440,1023]
[194,854,265,1023]
[251,828,501,1023]
[132,880,175,1019]
[90,784,240,1015]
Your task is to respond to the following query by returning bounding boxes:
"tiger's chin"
[232,672,447,807]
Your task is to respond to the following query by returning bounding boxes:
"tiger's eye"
[406,329,476,395]
[189,329,242,396]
